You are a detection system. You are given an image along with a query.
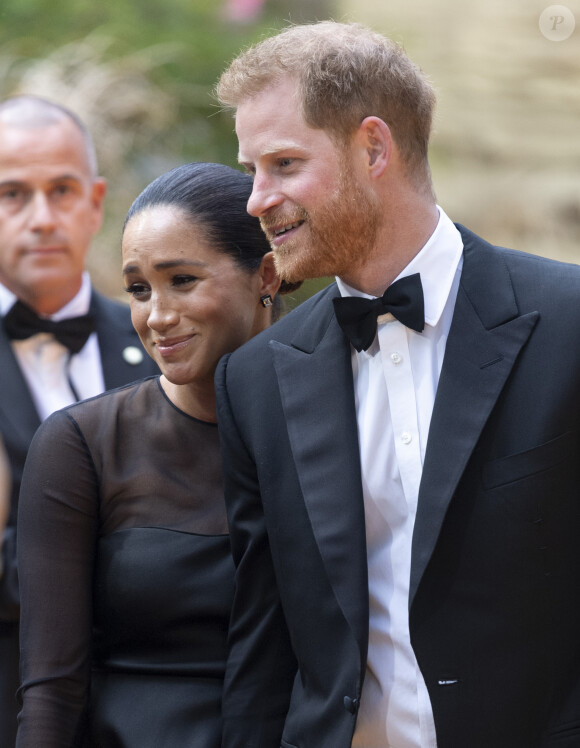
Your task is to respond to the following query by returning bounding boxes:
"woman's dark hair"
[124,161,300,294]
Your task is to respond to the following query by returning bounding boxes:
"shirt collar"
[336,206,463,329]
[0,272,92,319]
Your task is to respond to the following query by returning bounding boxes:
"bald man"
[0,96,157,746]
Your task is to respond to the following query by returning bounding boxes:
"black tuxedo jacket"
[216,226,580,748]
[0,289,158,747]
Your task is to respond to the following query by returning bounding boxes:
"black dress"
[16,377,234,747]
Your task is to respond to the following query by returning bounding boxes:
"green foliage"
[0,0,336,303]
[0,0,336,167]
[0,0,266,164]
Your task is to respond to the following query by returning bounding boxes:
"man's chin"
[274,255,332,283]
[273,249,306,283]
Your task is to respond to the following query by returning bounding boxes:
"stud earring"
[260,294,273,308]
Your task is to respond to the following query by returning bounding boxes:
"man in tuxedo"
[0,95,158,746]
[214,21,580,748]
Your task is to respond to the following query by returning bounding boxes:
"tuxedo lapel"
[0,294,150,443]
[90,291,154,389]
[410,230,539,604]
[270,286,369,650]
[0,331,41,446]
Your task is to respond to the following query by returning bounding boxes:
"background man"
[0,95,157,746]
[215,21,580,748]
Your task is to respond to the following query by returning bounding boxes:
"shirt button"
[390,352,402,365]
[343,696,360,714]
[401,432,412,445]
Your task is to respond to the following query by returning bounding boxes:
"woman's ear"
[258,251,281,298]
[355,116,392,178]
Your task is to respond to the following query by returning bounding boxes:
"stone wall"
[337,0,580,263]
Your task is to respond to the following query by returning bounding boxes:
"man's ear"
[258,251,281,298]
[355,116,392,178]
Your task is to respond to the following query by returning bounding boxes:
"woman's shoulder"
[41,375,161,436]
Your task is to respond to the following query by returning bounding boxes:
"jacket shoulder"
[458,223,580,279]
[458,223,580,311]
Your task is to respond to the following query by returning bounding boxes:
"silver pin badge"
[122,346,144,365]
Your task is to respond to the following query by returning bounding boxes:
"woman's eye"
[124,283,150,298]
[172,275,197,287]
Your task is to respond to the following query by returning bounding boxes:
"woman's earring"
[260,294,273,308]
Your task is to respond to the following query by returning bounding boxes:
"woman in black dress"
[16,162,293,747]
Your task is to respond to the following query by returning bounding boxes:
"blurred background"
[1,0,578,307]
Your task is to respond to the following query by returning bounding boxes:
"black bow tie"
[3,300,96,354]
[333,273,424,352]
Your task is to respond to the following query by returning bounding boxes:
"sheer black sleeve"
[16,409,99,747]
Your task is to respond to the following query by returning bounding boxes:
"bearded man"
[215,21,580,748]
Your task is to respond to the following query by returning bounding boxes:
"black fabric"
[332,273,424,351]
[16,377,232,748]
[0,622,19,747]
[215,229,580,748]
[0,288,158,748]
[0,528,18,621]
[3,300,95,354]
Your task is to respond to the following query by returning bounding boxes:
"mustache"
[260,208,308,235]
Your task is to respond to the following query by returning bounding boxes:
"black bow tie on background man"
[333,273,425,352]
[3,299,96,354]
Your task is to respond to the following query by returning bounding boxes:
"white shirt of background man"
[0,272,105,421]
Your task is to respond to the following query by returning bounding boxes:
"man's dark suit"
[0,289,158,747]
[216,226,580,748]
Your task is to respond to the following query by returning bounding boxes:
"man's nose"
[246,174,283,217]
[28,192,57,233]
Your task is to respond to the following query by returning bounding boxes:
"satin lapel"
[270,287,369,650]
[0,331,41,445]
[90,291,156,388]
[410,231,539,605]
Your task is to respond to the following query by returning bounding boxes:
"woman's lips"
[155,335,193,357]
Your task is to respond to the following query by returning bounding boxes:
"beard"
[260,165,381,284]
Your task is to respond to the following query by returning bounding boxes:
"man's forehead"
[0,128,92,181]
[0,105,63,129]
[235,82,307,162]
[235,76,300,120]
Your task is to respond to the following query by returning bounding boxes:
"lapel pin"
[122,346,144,365]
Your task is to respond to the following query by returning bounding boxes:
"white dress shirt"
[0,273,105,421]
[341,208,463,748]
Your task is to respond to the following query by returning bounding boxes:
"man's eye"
[53,184,72,196]
[0,188,23,201]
